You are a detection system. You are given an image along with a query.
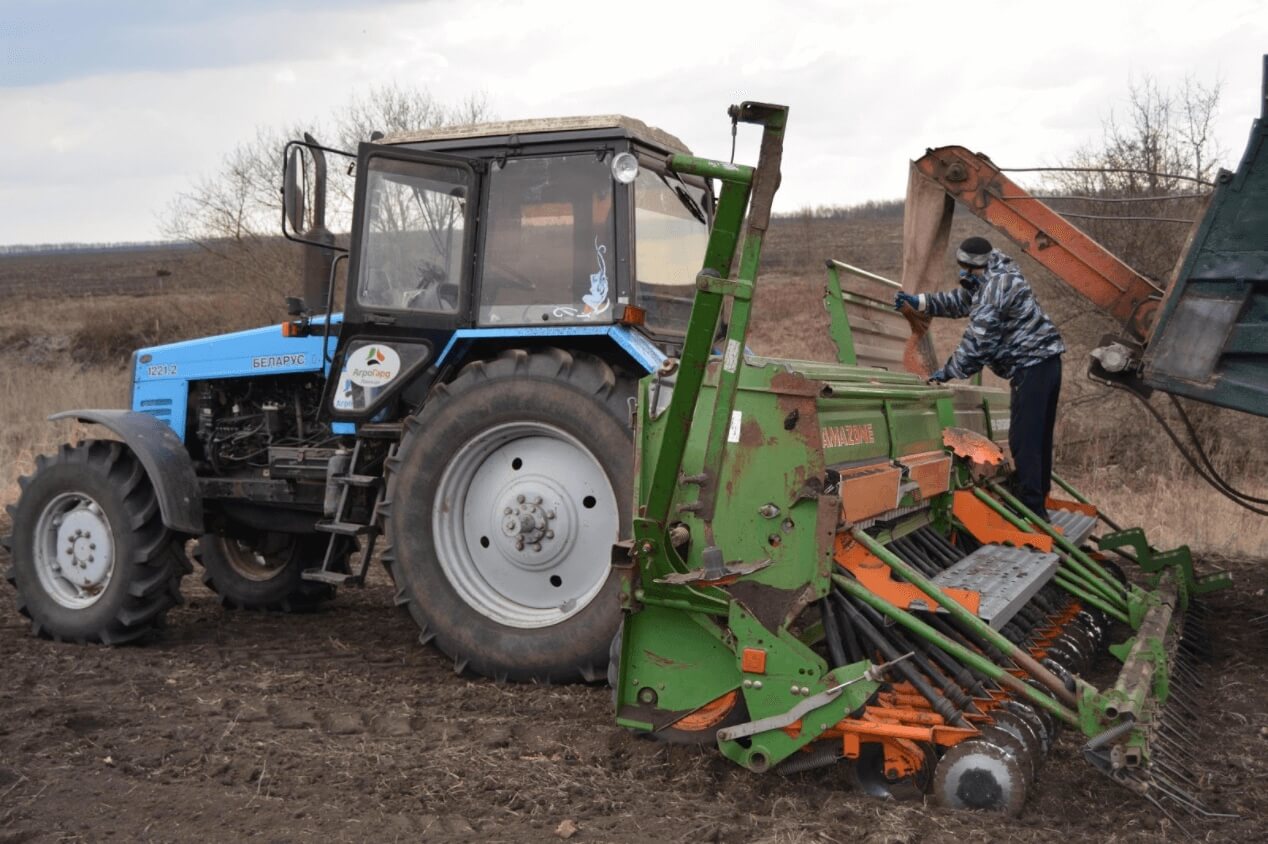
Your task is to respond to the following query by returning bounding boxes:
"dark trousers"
[1008,354,1062,516]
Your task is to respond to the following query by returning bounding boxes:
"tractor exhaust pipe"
[299,132,335,315]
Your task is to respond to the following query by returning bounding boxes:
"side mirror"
[285,296,308,317]
[284,146,306,234]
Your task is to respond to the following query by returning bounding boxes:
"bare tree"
[1042,73,1224,282]
[162,86,490,321]
[1178,74,1224,184]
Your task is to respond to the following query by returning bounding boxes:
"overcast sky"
[2,0,1265,245]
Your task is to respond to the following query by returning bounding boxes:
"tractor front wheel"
[385,348,633,683]
[4,440,188,644]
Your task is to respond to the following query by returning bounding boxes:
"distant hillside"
[0,241,199,257]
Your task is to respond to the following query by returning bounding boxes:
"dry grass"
[1064,468,1268,558]
[0,289,271,509]
[0,365,127,506]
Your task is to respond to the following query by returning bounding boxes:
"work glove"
[893,292,920,311]
[927,367,950,384]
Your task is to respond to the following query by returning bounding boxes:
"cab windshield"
[634,167,710,337]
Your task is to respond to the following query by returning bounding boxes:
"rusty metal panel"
[838,463,902,524]
[901,450,953,500]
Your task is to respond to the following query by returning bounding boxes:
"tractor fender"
[49,409,203,536]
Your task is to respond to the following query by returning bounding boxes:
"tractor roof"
[379,115,691,155]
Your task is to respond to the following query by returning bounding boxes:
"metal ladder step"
[315,520,374,537]
[302,437,393,585]
[926,544,1060,630]
[355,422,404,440]
[301,569,360,585]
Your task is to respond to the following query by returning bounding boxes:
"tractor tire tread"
[6,441,187,645]
[386,347,634,684]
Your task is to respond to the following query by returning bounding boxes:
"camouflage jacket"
[917,250,1065,381]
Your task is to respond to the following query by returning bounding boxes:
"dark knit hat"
[956,236,992,267]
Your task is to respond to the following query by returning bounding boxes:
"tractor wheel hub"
[492,481,569,565]
[499,493,557,551]
[36,493,116,608]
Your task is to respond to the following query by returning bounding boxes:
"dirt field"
[0,246,202,299]
[0,536,1264,843]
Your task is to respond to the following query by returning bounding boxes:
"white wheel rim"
[33,492,115,609]
[432,421,617,629]
[220,536,291,583]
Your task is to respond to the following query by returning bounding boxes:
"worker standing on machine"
[895,236,1066,517]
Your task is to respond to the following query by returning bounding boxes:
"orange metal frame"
[1046,495,1099,518]
[913,146,1165,340]
[834,533,981,615]
[952,490,1053,551]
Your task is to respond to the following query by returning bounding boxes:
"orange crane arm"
[912,146,1165,340]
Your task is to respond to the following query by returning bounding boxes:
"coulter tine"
[1151,776,1211,819]
[1152,756,1198,789]
[1132,773,1195,837]
[1172,662,1202,687]
[1157,721,1195,744]
[1161,724,1196,755]
[1154,743,1192,769]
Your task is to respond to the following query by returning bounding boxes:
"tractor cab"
[286,117,712,419]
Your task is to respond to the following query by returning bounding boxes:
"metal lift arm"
[911,146,1167,341]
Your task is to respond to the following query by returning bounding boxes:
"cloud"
[1,0,1266,244]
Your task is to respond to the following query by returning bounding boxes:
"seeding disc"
[1023,680,1061,740]
[978,724,1037,785]
[933,738,1028,817]
[848,742,935,801]
[1060,619,1099,664]
[994,706,1046,762]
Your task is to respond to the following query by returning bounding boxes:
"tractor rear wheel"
[195,531,344,611]
[4,440,188,644]
[385,348,633,683]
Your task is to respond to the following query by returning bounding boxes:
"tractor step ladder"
[926,544,1060,630]
[304,436,396,586]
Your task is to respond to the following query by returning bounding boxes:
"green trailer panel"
[1144,57,1268,417]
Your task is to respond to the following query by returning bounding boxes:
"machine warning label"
[252,354,307,369]
[821,423,876,449]
[346,344,401,388]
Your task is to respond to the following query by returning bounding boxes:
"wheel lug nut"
[504,507,513,515]
[532,542,542,552]
[89,543,96,550]
[516,494,525,504]
[533,495,543,505]
[546,511,555,520]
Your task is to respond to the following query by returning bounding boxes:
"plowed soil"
[0,532,1265,843]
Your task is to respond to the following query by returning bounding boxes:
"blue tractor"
[4,115,712,682]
